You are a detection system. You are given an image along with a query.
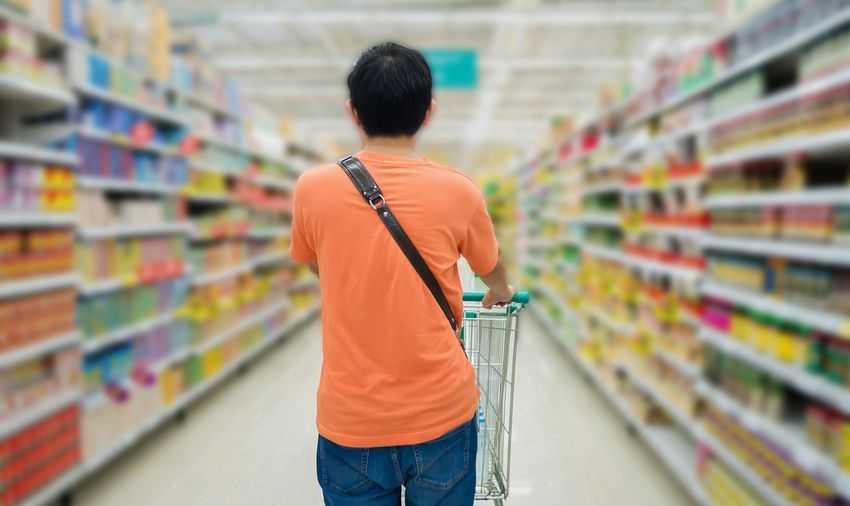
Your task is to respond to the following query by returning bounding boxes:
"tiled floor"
[76,316,692,506]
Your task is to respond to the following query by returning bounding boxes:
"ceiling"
[163,0,724,166]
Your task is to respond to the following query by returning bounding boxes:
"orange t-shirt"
[290,150,500,448]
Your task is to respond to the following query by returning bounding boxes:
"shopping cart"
[461,291,530,505]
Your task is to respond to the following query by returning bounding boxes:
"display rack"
[521,2,850,505]
[0,5,322,505]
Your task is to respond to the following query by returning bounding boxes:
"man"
[290,41,515,506]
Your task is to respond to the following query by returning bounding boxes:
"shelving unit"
[0,5,322,505]
[520,3,850,505]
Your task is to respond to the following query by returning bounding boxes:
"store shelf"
[696,380,850,498]
[251,252,290,268]
[287,279,319,292]
[0,213,76,228]
[195,133,288,166]
[26,304,321,506]
[0,389,80,440]
[628,8,850,127]
[183,93,241,120]
[582,243,703,283]
[83,312,180,354]
[656,350,701,380]
[246,227,290,239]
[698,325,850,416]
[635,225,706,242]
[189,161,240,176]
[78,222,193,240]
[585,305,634,336]
[707,129,850,169]
[193,300,291,355]
[533,307,711,505]
[0,141,78,165]
[73,83,188,126]
[0,331,80,369]
[582,181,623,196]
[0,75,75,106]
[0,272,79,299]
[80,269,188,296]
[0,6,70,47]
[700,235,850,266]
[253,174,294,192]
[78,127,181,157]
[706,66,850,133]
[644,427,711,506]
[574,213,621,228]
[695,426,793,506]
[183,192,234,205]
[191,261,254,286]
[617,361,699,440]
[77,176,181,195]
[700,280,848,338]
[704,188,850,208]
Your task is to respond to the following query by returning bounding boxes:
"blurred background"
[2,0,850,505]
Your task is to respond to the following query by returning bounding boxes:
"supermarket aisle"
[77,315,690,506]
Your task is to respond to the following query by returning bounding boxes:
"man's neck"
[362,136,421,158]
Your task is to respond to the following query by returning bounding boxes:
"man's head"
[346,42,434,139]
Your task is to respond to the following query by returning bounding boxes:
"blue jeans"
[317,416,478,506]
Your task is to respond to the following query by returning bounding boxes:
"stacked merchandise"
[523,1,850,505]
[0,3,321,505]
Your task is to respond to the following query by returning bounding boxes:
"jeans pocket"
[412,421,471,491]
[318,436,371,495]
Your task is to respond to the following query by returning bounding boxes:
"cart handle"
[463,291,531,305]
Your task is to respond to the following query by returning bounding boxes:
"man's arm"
[479,253,514,309]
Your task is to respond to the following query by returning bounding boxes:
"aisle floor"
[77,314,692,506]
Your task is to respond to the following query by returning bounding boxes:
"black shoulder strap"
[337,155,459,331]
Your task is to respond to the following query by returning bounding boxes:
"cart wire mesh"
[462,300,524,504]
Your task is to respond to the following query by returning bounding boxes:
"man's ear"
[422,98,437,129]
[345,99,359,126]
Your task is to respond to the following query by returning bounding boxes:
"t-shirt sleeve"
[289,176,317,263]
[460,194,500,275]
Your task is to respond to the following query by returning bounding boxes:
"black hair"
[347,42,433,137]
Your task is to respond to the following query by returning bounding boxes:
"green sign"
[424,49,478,89]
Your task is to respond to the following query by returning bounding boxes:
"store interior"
[2,0,850,505]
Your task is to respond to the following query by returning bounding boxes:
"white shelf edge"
[77,176,181,195]
[246,227,291,239]
[707,129,850,168]
[79,269,188,296]
[73,83,188,126]
[0,75,75,105]
[704,188,850,208]
[83,312,179,354]
[78,222,193,240]
[0,213,77,228]
[0,273,79,299]
[701,235,850,266]
[77,127,182,157]
[0,389,81,440]
[193,300,292,356]
[190,261,255,286]
[0,141,78,165]
[655,350,701,380]
[582,243,703,282]
[251,252,290,268]
[287,280,319,292]
[183,192,234,206]
[0,331,80,369]
[700,280,847,337]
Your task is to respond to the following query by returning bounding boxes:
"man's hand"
[482,284,515,309]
